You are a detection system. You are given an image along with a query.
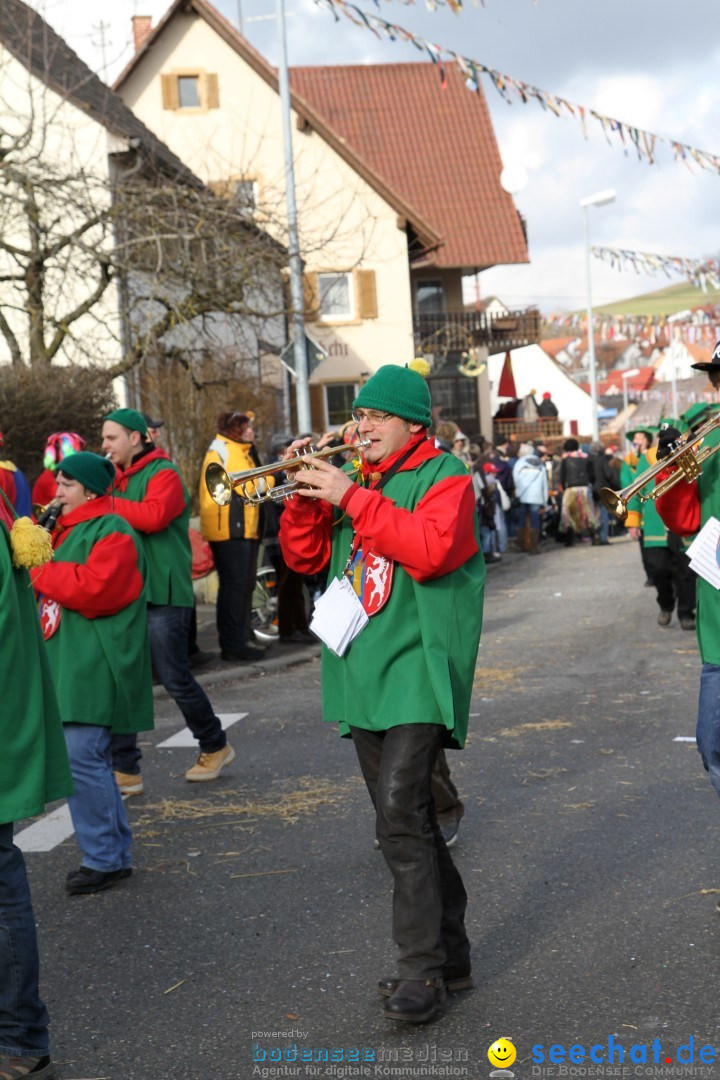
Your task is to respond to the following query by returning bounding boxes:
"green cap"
[353,364,431,426]
[681,402,720,428]
[626,425,658,442]
[57,451,115,495]
[104,408,148,436]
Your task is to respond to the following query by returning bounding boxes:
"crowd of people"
[5,352,720,1074]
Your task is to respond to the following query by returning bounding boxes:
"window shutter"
[357,269,378,319]
[161,74,179,110]
[310,385,325,431]
[206,73,220,109]
[302,272,319,321]
[209,179,231,199]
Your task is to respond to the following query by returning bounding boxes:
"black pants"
[432,749,464,825]
[644,542,696,618]
[209,538,259,652]
[350,724,469,980]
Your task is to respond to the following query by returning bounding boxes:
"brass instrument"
[601,413,720,521]
[205,439,371,507]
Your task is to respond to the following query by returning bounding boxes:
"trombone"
[205,439,371,507]
[600,413,720,521]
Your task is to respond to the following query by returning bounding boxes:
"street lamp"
[580,188,617,440]
[620,367,640,439]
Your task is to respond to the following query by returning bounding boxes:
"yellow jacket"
[199,434,267,542]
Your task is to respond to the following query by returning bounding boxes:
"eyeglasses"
[351,409,395,425]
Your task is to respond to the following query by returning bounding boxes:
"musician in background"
[30,452,152,895]
[621,426,657,585]
[655,345,720,826]
[101,408,233,790]
[625,418,696,630]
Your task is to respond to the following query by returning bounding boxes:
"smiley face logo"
[488,1038,516,1069]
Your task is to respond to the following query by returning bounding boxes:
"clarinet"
[36,500,61,532]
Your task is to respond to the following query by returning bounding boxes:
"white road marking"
[157,712,247,748]
[674,736,696,743]
[15,714,247,853]
[15,803,76,853]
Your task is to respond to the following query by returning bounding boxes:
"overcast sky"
[30,0,720,315]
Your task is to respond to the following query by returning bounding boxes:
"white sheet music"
[309,576,369,656]
[686,515,720,589]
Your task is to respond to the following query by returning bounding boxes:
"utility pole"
[275,0,310,432]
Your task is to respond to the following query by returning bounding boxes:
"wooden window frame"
[161,69,219,113]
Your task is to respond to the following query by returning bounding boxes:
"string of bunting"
[315,0,720,175]
[542,309,720,349]
[592,246,720,292]
[367,0,539,12]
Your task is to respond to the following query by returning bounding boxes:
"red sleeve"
[30,532,144,618]
[279,495,334,574]
[345,473,479,583]
[654,468,701,535]
[0,468,16,508]
[112,468,186,534]
[32,470,57,509]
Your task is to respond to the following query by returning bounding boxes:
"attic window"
[178,76,200,108]
[161,71,220,111]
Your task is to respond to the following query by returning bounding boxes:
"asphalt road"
[19,535,719,1080]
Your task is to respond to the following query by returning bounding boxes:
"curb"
[151,645,322,698]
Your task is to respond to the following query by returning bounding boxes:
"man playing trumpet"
[279,362,485,1024]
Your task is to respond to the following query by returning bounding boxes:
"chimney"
[132,15,153,53]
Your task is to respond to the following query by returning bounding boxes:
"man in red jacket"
[101,408,233,790]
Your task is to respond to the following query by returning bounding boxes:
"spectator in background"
[452,431,473,466]
[199,411,269,662]
[588,440,614,545]
[559,438,599,546]
[512,442,549,555]
[32,432,86,510]
[141,413,165,445]
[520,389,539,421]
[537,392,559,418]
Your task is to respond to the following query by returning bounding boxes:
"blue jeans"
[697,664,720,796]
[111,605,225,774]
[0,822,49,1058]
[599,503,610,543]
[64,725,132,872]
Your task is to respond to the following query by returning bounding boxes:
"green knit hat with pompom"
[353,361,432,426]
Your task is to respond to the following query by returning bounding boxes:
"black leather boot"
[378,964,473,997]
[383,979,446,1023]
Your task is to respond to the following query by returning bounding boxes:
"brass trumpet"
[205,439,371,507]
[600,413,720,521]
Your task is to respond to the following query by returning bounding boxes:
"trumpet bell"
[205,462,233,507]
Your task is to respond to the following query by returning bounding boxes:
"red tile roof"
[540,337,576,359]
[114,0,528,271]
[580,366,656,396]
[290,62,529,270]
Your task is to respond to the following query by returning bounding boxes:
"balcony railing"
[413,308,541,356]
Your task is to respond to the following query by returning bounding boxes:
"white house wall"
[118,11,415,381]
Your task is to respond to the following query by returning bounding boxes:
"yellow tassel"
[10,517,53,569]
[408,357,431,379]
